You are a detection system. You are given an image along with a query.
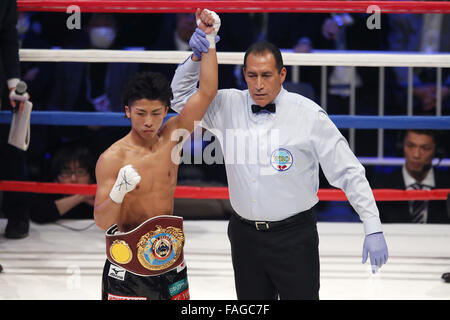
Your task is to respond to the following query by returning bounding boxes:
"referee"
[171,31,388,299]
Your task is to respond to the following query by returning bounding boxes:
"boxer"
[94,8,220,300]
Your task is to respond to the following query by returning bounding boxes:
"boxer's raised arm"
[169,9,220,135]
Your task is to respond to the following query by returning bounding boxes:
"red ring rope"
[1,181,448,201]
[17,1,450,14]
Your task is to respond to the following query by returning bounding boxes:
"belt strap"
[233,209,313,231]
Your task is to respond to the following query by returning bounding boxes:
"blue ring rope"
[0,111,449,129]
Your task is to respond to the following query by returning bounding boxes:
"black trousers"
[0,127,30,223]
[227,209,320,300]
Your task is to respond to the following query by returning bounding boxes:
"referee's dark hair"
[243,41,284,73]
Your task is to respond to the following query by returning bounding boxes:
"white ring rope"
[19,49,450,67]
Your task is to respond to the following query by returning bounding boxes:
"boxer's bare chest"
[117,139,180,231]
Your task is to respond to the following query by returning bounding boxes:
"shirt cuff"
[7,78,20,89]
[362,216,383,235]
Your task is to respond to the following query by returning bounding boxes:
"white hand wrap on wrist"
[201,9,221,49]
[109,164,141,204]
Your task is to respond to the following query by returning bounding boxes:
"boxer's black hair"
[243,41,284,73]
[122,71,173,109]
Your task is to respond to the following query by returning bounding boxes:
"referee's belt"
[233,208,313,231]
[105,215,185,276]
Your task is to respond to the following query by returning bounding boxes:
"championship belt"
[105,215,185,276]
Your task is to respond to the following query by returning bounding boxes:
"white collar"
[402,165,435,188]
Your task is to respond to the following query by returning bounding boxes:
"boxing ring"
[1,220,450,300]
[1,0,450,301]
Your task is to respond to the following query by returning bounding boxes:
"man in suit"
[372,129,450,223]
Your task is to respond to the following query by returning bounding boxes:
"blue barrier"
[1,111,449,129]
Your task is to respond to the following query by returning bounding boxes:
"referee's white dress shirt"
[171,58,382,235]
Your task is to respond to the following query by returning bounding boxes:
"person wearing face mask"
[48,13,137,113]
[46,13,139,158]
[372,130,450,224]
[30,145,96,224]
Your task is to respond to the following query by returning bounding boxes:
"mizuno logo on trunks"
[108,264,126,281]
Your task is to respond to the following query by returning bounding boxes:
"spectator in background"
[146,13,198,80]
[46,13,136,158]
[0,0,31,239]
[16,12,53,107]
[267,13,389,109]
[15,12,55,182]
[218,13,267,90]
[48,13,140,112]
[372,130,450,224]
[267,13,391,157]
[388,12,450,115]
[30,145,95,223]
[149,12,264,90]
[266,12,390,219]
[265,13,319,102]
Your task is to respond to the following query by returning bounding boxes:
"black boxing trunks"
[102,259,189,300]
[101,215,189,300]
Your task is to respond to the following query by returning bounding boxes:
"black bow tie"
[251,103,276,114]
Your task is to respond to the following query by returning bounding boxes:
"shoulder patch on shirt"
[270,148,293,172]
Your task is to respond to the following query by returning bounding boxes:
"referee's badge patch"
[270,148,293,172]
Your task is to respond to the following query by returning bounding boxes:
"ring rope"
[7,2,450,205]
[0,181,448,201]
[19,49,450,68]
[1,112,449,129]
[17,1,450,14]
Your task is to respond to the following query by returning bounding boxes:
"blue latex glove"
[362,232,388,274]
[189,28,220,59]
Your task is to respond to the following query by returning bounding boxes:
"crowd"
[1,8,449,239]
